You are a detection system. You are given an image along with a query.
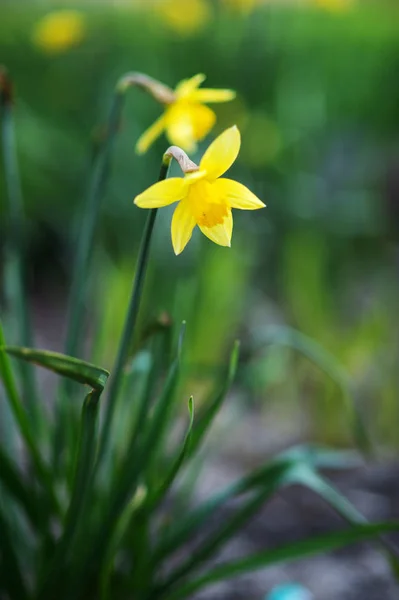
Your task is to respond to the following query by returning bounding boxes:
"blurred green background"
[1,0,399,452]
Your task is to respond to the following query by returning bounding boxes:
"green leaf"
[252,326,370,453]
[189,340,240,456]
[1,77,41,430]
[157,483,287,594]
[37,390,101,599]
[0,511,29,600]
[4,347,109,391]
[0,446,41,529]
[151,456,295,565]
[293,465,399,580]
[166,521,399,600]
[151,445,363,570]
[66,325,184,596]
[149,395,195,509]
[0,339,61,517]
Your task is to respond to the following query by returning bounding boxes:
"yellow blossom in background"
[32,10,86,54]
[134,126,265,255]
[221,0,264,15]
[156,0,211,35]
[313,0,353,11]
[136,73,236,155]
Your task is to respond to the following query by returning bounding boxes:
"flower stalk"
[98,156,171,461]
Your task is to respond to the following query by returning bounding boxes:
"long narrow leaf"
[151,444,361,566]
[66,325,184,596]
[157,483,288,594]
[0,446,41,528]
[37,390,101,599]
[0,339,61,517]
[165,521,399,600]
[151,458,293,564]
[5,347,109,391]
[149,395,195,510]
[253,326,370,452]
[0,68,40,428]
[189,341,239,456]
[294,465,399,575]
[0,511,29,600]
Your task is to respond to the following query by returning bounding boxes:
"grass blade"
[166,521,399,600]
[151,458,294,565]
[294,465,399,576]
[37,390,101,599]
[0,67,40,429]
[253,325,370,452]
[5,346,109,391]
[148,395,195,510]
[0,446,41,529]
[0,510,29,600]
[189,340,239,456]
[0,335,61,517]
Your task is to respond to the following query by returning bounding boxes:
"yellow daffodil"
[221,0,263,15]
[313,0,353,11]
[32,10,86,54]
[156,0,211,35]
[134,126,265,255]
[136,74,236,155]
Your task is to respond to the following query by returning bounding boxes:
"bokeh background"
[1,0,399,471]
[2,1,399,598]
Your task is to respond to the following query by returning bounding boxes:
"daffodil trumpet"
[134,125,266,255]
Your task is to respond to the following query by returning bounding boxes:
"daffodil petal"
[189,88,236,104]
[171,199,196,255]
[136,114,166,155]
[165,103,216,151]
[175,73,206,99]
[199,209,233,247]
[211,178,265,210]
[200,125,241,180]
[134,178,187,208]
[166,119,197,153]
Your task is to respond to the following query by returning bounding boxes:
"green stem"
[0,69,40,427]
[98,159,170,463]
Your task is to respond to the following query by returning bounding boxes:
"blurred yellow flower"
[313,0,353,11]
[134,126,265,255]
[156,0,211,35]
[136,74,236,155]
[32,10,86,54]
[221,0,263,14]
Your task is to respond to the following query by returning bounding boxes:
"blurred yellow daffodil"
[32,10,86,54]
[134,126,265,255]
[313,0,353,11]
[156,0,211,35]
[136,74,236,155]
[221,0,263,15]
